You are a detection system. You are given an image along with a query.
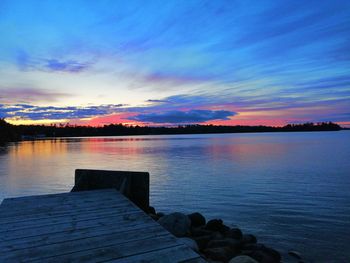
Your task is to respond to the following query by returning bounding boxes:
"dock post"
[72,169,149,212]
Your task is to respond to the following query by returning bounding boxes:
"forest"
[0,118,343,144]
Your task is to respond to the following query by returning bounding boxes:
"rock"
[158,212,191,237]
[192,235,212,250]
[288,250,302,260]
[191,226,213,237]
[156,212,165,218]
[207,238,241,251]
[225,228,243,240]
[242,243,265,251]
[178,237,199,252]
[242,244,281,263]
[149,213,159,221]
[244,250,279,263]
[229,255,259,263]
[242,234,257,245]
[204,246,238,262]
[219,224,231,235]
[188,212,206,227]
[262,246,281,262]
[205,219,224,232]
[148,206,156,214]
[205,219,231,234]
[211,231,224,240]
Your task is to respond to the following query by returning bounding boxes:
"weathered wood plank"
[1,189,118,205]
[0,190,137,223]
[108,245,204,263]
[0,205,140,232]
[0,188,204,262]
[0,221,158,253]
[0,203,132,225]
[1,225,170,262]
[0,211,150,241]
[0,196,131,218]
[0,190,128,211]
[31,235,185,263]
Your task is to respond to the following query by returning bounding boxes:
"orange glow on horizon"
[4,111,344,128]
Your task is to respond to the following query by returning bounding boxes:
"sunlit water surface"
[1,131,349,262]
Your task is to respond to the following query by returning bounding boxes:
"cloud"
[129,109,237,124]
[0,104,125,120]
[0,87,71,104]
[295,75,350,90]
[142,72,214,85]
[146,99,171,103]
[45,59,89,73]
[142,94,219,109]
[15,51,90,73]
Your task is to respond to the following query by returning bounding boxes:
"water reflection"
[0,132,350,262]
[10,140,68,158]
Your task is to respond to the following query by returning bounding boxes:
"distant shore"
[0,118,344,144]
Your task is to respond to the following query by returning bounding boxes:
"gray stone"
[226,228,243,240]
[205,219,223,231]
[244,250,279,263]
[229,255,258,263]
[207,238,241,251]
[242,234,257,244]
[288,250,302,259]
[263,246,281,262]
[242,243,265,251]
[191,226,213,237]
[210,231,224,240]
[242,244,281,263]
[158,212,191,237]
[204,246,238,262]
[156,212,165,218]
[192,235,211,250]
[188,212,206,227]
[178,237,199,252]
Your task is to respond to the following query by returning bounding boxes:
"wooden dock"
[0,189,205,262]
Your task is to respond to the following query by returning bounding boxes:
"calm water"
[1,131,349,262]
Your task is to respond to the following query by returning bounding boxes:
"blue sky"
[0,0,349,126]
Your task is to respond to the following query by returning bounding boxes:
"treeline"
[0,119,342,143]
[0,119,21,144]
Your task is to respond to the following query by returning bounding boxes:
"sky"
[0,0,349,127]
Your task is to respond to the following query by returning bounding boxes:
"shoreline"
[0,119,343,144]
[148,206,305,263]
[2,127,346,145]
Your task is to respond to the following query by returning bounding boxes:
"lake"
[1,131,349,262]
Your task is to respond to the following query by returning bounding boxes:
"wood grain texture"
[0,189,205,262]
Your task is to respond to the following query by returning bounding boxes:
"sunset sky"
[0,0,349,126]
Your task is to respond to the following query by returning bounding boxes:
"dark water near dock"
[1,131,349,262]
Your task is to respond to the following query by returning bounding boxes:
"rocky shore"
[147,207,305,263]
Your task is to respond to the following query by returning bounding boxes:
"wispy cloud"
[15,51,91,73]
[0,104,125,120]
[0,1,349,125]
[142,72,214,85]
[45,59,89,73]
[0,87,71,104]
[146,99,171,103]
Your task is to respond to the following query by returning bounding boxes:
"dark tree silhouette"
[0,118,20,144]
[0,119,342,143]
